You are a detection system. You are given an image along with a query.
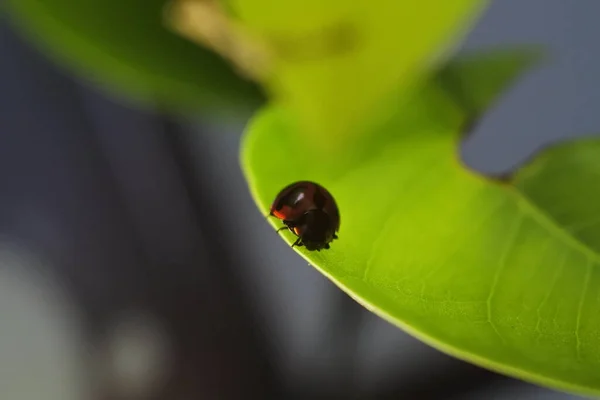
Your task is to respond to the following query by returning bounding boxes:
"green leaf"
[514,138,600,255]
[241,48,600,396]
[4,0,265,115]
[229,0,489,147]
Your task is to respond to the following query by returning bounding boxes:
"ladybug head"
[293,209,337,251]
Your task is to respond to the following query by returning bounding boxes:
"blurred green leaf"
[4,0,265,115]
[241,48,600,396]
[435,46,545,123]
[230,0,488,148]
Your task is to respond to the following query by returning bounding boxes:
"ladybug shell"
[270,181,340,230]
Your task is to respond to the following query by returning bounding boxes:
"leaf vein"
[575,257,593,361]
[424,194,508,280]
[486,212,524,344]
[362,154,442,282]
[513,189,600,262]
[565,214,600,234]
[534,248,568,338]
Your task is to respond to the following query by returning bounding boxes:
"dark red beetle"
[269,181,340,251]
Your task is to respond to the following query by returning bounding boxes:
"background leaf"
[228,0,488,148]
[435,46,545,126]
[241,48,600,396]
[4,0,265,115]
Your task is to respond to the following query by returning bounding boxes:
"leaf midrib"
[509,185,599,263]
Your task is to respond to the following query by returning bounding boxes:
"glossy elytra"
[269,181,340,251]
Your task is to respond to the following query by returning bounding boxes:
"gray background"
[0,0,598,399]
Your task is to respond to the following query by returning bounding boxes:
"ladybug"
[269,181,340,251]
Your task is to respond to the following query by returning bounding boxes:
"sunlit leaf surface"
[242,49,600,396]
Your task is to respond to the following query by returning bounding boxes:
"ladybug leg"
[333,233,338,239]
[324,244,330,249]
[276,220,297,235]
[291,238,303,248]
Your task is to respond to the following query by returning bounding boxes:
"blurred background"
[1,0,599,399]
